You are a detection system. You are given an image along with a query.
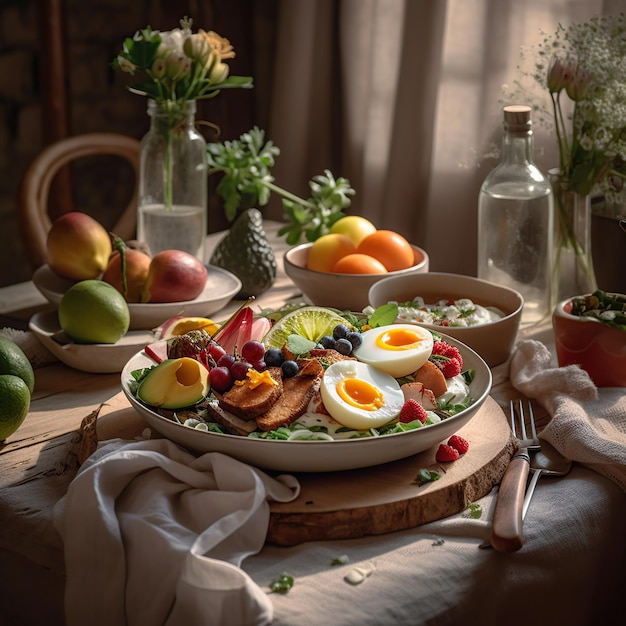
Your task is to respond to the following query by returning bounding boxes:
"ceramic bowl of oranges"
[284,216,429,311]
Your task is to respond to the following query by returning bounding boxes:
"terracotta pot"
[552,295,626,387]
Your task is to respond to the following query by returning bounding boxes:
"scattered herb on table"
[331,555,350,566]
[269,572,294,594]
[463,502,483,519]
[206,126,355,243]
[414,468,441,485]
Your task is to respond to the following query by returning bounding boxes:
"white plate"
[29,310,154,374]
[32,264,242,330]
[120,334,492,472]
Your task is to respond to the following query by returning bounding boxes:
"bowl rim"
[284,242,429,277]
[368,271,524,324]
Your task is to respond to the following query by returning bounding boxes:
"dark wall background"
[0,0,278,287]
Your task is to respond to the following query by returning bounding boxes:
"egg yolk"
[375,327,426,351]
[337,378,384,411]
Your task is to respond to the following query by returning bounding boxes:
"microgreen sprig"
[206,126,355,243]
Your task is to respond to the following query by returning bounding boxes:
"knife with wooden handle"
[489,449,531,552]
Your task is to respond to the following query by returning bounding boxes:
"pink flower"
[546,56,574,94]
[565,65,594,102]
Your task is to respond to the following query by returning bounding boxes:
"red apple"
[102,248,151,303]
[46,212,112,280]
[141,250,208,303]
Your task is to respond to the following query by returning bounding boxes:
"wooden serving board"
[87,393,514,546]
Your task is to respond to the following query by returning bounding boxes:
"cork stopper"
[503,105,532,134]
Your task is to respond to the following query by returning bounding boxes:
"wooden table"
[1,222,624,626]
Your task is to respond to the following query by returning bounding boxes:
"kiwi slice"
[263,307,348,349]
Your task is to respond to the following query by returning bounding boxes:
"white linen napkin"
[52,438,300,626]
[509,339,626,490]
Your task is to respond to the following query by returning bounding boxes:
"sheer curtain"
[265,0,623,274]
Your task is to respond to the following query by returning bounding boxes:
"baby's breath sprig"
[509,14,626,201]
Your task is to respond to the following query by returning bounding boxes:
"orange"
[332,253,388,274]
[356,230,415,272]
[307,234,356,272]
[161,317,220,339]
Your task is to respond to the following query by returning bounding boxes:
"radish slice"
[144,341,168,364]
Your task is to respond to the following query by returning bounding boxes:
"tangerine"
[332,253,388,274]
[356,230,415,271]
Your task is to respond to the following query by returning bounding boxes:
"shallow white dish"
[32,264,242,330]
[120,333,492,473]
[29,310,154,374]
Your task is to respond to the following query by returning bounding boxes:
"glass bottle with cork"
[477,104,553,327]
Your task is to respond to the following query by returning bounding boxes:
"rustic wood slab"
[266,396,514,545]
[93,392,514,546]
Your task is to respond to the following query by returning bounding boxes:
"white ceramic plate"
[32,264,242,330]
[120,334,492,473]
[29,310,154,374]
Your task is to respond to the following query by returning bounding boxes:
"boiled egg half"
[320,360,405,430]
[352,323,434,378]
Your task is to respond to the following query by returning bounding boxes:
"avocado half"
[138,357,210,409]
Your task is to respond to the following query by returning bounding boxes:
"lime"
[58,280,130,344]
[263,306,349,348]
[0,337,35,394]
[0,374,31,441]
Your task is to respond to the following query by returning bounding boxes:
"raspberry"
[430,340,463,378]
[447,435,469,455]
[436,444,460,463]
[398,399,428,423]
[432,341,463,367]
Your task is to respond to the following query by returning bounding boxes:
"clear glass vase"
[549,169,598,303]
[138,99,207,262]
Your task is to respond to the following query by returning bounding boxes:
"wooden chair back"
[18,133,141,270]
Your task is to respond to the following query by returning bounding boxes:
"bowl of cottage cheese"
[368,272,524,367]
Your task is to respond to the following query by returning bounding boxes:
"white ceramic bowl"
[29,310,153,374]
[284,243,429,311]
[120,332,491,473]
[368,272,524,367]
[32,264,242,330]
[552,293,626,387]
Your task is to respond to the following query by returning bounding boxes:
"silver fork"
[490,399,541,552]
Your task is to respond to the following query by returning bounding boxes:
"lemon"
[0,374,31,441]
[330,216,377,246]
[58,280,130,344]
[263,306,348,349]
[0,337,35,394]
[162,317,220,339]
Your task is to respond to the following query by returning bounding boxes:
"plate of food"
[120,305,492,472]
[32,264,242,330]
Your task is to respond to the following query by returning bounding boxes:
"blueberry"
[264,347,284,367]
[335,337,353,356]
[281,360,299,378]
[332,324,350,341]
[346,331,362,350]
[318,335,336,349]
